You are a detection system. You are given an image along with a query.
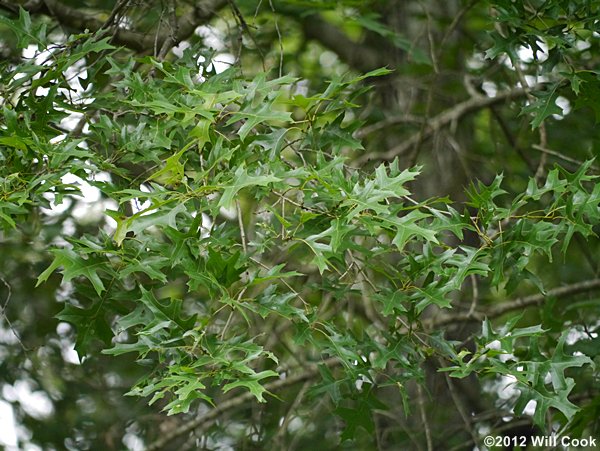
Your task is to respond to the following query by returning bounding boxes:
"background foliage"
[1,0,600,449]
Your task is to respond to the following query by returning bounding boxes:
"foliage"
[1,1,600,450]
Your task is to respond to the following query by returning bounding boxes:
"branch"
[146,357,338,451]
[426,278,600,329]
[353,87,532,166]
[15,0,226,54]
[355,113,424,139]
[145,279,600,448]
[300,14,389,72]
[0,0,19,14]
[144,277,600,450]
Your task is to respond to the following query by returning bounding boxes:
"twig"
[438,0,481,51]
[407,1,438,167]
[406,0,479,167]
[532,144,599,172]
[510,50,549,181]
[534,132,548,181]
[421,2,439,75]
[228,0,266,71]
[157,0,183,59]
[346,250,386,331]
[236,199,247,253]
[490,106,536,172]
[269,0,284,77]
[154,3,167,58]
[467,274,478,317]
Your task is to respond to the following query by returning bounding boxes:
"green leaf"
[218,166,281,209]
[226,102,292,141]
[573,72,600,122]
[36,248,106,295]
[118,255,170,283]
[222,370,279,402]
[109,202,187,246]
[389,210,438,251]
[245,284,309,322]
[301,236,331,274]
[0,7,44,48]
[147,149,186,186]
[56,303,113,356]
[520,86,562,129]
[343,160,420,219]
[374,289,408,316]
[334,392,385,441]
[138,287,197,331]
[249,263,303,285]
[163,376,212,415]
[206,248,245,287]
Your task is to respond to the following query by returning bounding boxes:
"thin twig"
[417,383,433,451]
[346,250,386,331]
[490,106,536,172]
[532,144,599,172]
[439,359,479,447]
[407,1,438,167]
[511,49,549,181]
[154,5,166,57]
[157,0,180,59]
[0,275,30,354]
[0,0,19,14]
[228,0,266,71]
[269,0,284,77]
[439,0,481,51]
[355,114,424,139]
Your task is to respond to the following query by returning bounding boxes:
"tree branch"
[353,87,533,166]
[355,113,424,139]
[300,14,389,72]
[145,279,600,448]
[14,0,227,54]
[426,278,600,329]
[148,275,600,449]
[146,357,338,451]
